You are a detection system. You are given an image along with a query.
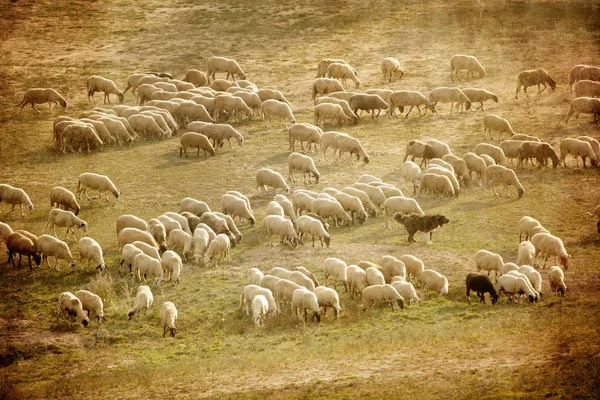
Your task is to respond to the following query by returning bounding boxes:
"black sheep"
[466,273,498,304]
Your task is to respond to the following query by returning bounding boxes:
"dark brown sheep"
[466,273,498,304]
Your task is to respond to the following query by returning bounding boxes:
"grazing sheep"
[548,266,567,296]
[334,192,368,224]
[366,267,386,286]
[381,57,404,82]
[207,56,246,82]
[559,138,597,168]
[0,222,13,247]
[327,62,360,88]
[313,286,341,318]
[16,88,67,113]
[58,292,89,327]
[77,173,119,202]
[122,73,152,96]
[517,141,560,168]
[461,88,498,111]
[198,213,233,243]
[261,99,296,129]
[425,166,460,196]
[361,284,405,312]
[379,255,407,281]
[519,216,542,242]
[574,80,600,98]
[288,123,322,152]
[399,255,424,281]
[120,244,143,275]
[161,302,178,337]
[79,118,117,145]
[383,196,424,229]
[132,253,164,286]
[428,87,471,114]
[403,140,436,167]
[168,229,193,261]
[517,241,536,266]
[311,198,352,227]
[463,152,487,184]
[274,194,297,222]
[348,94,388,119]
[6,232,40,269]
[484,164,524,198]
[162,250,182,283]
[263,215,298,248]
[132,241,160,261]
[370,183,404,198]
[37,234,75,270]
[177,101,214,126]
[210,79,239,92]
[364,89,393,103]
[203,233,231,267]
[116,214,147,236]
[163,212,192,235]
[60,123,103,153]
[357,174,381,183]
[136,84,160,105]
[86,76,124,104]
[0,184,34,217]
[127,285,153,320]
[312,78,345,102]
[483,114,516,140]
[351,183,386,211]
[128,114,167,139]
[441,154,470,184]
[202,124,244,149]
[288,152,320,184]
[499,140,526,165]
[319,131,344,161]
[465,273,498,304]
[257,88,290,104]
[156,215,182,236]
[213,95,253,123]
[183,69,209,86]
[518,265,542,296]
[531,233,570,269]
[273,279,303,309]
[251,295,269,328]
[418,269,448,296]
[515,68,556,99]
[323,257,348,290]
[221,194,254,226]
[474,249,503,277]
[568,65,588,91]
[577,136,600,162]
[256,168,290,195]
[240,284,278,316]
[75,290,105,324]
[450,55,485,81]
[117,227,159,251]
[565,97,600,124]
[315,59,355,78]
[387,90,436,118]
[394,213,450,244]
[288,270,316,291]
[476,143,506,166]
[426,139,452,159]
[336,134,370,164]
[314,103,354,127]
[296,215,330,247]
[292,266,320,287]
[77,237,106,272]
[497,275,538,303]
[192,227,210,263]
[291,288,321,323]
[402,161,421,194]
[390,281,420,305]
[45,209,87,241]
[347,265,367,298]
[247,268,265,286]
[179,132,215,159]
[579,66,600,82]
[418,173,455,198]
[338,187,376,217]
[502,262,519,275]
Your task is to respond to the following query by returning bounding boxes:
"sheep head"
[323,236,331,248]
[118,93,125,103]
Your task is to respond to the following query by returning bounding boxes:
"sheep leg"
[539,83,547,94]
[523,86,529,97]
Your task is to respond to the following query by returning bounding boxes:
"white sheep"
[574,79,600,98]
[348,94,388,119]
[133,253,164,286]
[291,288,321,323]
[86,76,124,104]
[381,57,404,82]
[313,286,341,318]
[78,237,106,272]
[128,114,166,140]
[314,103,353,127]
[577,136,600,162]
[257,88,290,104]
[366,266,386,286]
[474,249,504,277]
[204,233,231,267]
[497,275,538,303]
[315,96,358,122]
[401,160,421,194]
[0,222,13,247]
[462,152,487,185]
[518,216,542,242]
[117,227,159,251]
[424,166,460,197]
[161,302,178,337]
[266,201,285,217]
[212,212,242,244]
[201,124,244,149]
[450,54,485,81]
[312,78,344,102]
[418,173,455,198]
[346,265,367,298]
[334,192,368,224]
[179,132,215,159]
[0,184,34,217]
[263,215,298,248]
[379,255,407,281]
[327,62,360,88]
[116,214,148,236]
[192,227,210,263]
[207,56,246,82]
[45,208,87,241]
[37,234,76,270]
[351,183,386,211]
[127,285,153,319]
[57,292,89,327]
[390,281,420,306]
[484,164,525,198]
[16,88,67,113]
[120,244,143,275]
[548,266,567,296]
[261,99,296,129]
[517,241,536,266]
[75,290,105,324]
[483,114,516,140]
[213,95,253,123]
[256,168,290,195]
[77,173,119,202]
[531,233,569,269]
[183,69,209,86]
[288,152,320,184]
[383,196,424,229]
[155,215,182,236]
[461,88,498,111]
[248,268,264,286]
[398,255,424,281]
[428,87,472,114]
[272,194,296,223]
[179,197,211,216]
[251,295,269,328]
[49,186,80,216]
[132,241,161,261]
[296,215,330,248]
[387,90,436,118]
[323,257,348,290]
[162,250,182,283]
[311,198,352,227]
[315,59,355,78]
[210,79,239,92]
[403,140,436,167]
[293,266,320,287]
[361,284,405,312]
[274,279,303,309]
[518,265,542,296]
[288,123,322,153]
[476,143,506,166]
[335,134,370,164]
[221,194,255,226]
[417,269,449,296]
[240,284,278,316]
[559,138,597,168]
[167,229,192,261]
[565,97,600,124]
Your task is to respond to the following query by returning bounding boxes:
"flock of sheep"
[3,52,598,337]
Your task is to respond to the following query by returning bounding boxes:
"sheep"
[323,257,348,290]
[484,164,525,198]
[517,265,542,296]
[261,99,296,129]
[179,197,211,217]
[36,234,75,270]
[515,68,556,99]
[548,266,567,296]
[132,253,164,286]
[450,55,485,81]
[356,174,381,184]
[418,269,449,296]
[273,279,303,309]
[177,132,214,159]
[497,275,538,303]
[256,168,290,195]
[428,87,471,114]
[314,103,354,127]
[560,138,597,168]
[399,161,422,195]
[177,101,214,126]
[263,215,298,248]
[77,173,119,202]
[126,285,153,320]
[245,268,264,287]
[74,290,105,324]
[499,140,526,165]
[327,62,360,88]
[198,213,233,244]
[579,66,600,82]
[122,73,151,96]
[288,123,322,153]
[418,173,454,198]
[516,240,536,266]
[574,80,600,98]
[192,227,210,264]
[348,94,388,119]
[5,232,40,269]
[16,88,67,113]
[207,56,246,82]
[474,249,503,277]
[315,59,355,78]
[79,118,116,146]
[58,292,89,327]
[312,78,344,102]
[461,88,498,111]
[92,116,133,145]
[483,114,516,140]
[403,140,436,168]
[183,69,209,86]
[213,95,253,123]
[517,141,560,168]
[568,65,589,91]
[424,166,460,197]
[162,250,182,283]
[565,97,600,124]
[128,114,166,140]
[351,183,386,211]
[382,196,423,229]
[287,270,316,291]
[155,215,182,237]
[0,184,34,217]
[296,215,331,248]
[60,123,103,153]
[378,255,407,281]
[381,57,404,82]
[256,88,290,105]
[250,295,269,328]
[44,208,87,242]
[361,284,405,312]
[117,227,158,251]
[287,152,320,184]
[386,90,436,118]
[292,266,320,287]
[240,284,278,316]
[268,195,295,224]
[461,152,486,185]
[115,215,146,237]
[202,124,245,150]
[398,255,424,281]
[136,84,161,105]
[465,273,498,304]
[203,233,231,267]
[333,192,367,224]
[577,136,600,163]
[531,233,570,269]
[132,241,161,261]
[312,286,340,318]
[86,76,124,104]
[154,82,178,93]
[475,143,506,166]
[336,135,370,164]
[345,264,366,298]
[310,198,352,228]
[0,222,13,247]
[365,266,386,286]
[77,236,106,272]
[438,155,469,185]
[161,302,178,337]
[167,229,192,261]
[291,288,321,323]
[162,212,192,235]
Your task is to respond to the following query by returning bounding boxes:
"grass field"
[1,0,600,398]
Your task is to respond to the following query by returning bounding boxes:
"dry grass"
[1,0,600,398]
